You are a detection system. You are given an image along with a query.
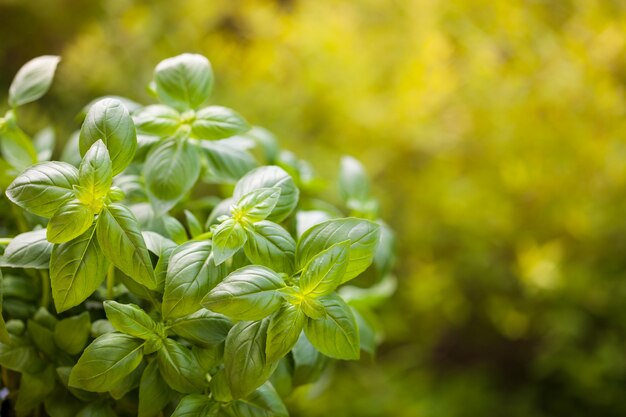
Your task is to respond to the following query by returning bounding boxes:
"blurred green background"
[2,0,626,415]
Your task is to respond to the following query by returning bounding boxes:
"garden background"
[2,0,626,416]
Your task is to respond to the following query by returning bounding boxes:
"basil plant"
[0,53,396,417]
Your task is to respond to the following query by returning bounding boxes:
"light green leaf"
[9,55,60,107]
[191,106,249,140]
[0,337,46,373]
[373,220,396,278]
[79,98,137,175]
[47,200,95,244]
[139,359,171,417]
[296,218,380,283]
[163,215,188,244]
[243,221,296,274]
[171,395,216,417]
[226,383,289,417]
[6,161,79,218]
[15,365,56,413]
[266,303,305,363]
[339,155,370,203]
[300,240,350,297]
[157,338,205,393]
[154,53,213,111]
[202,265,285,321]
[34,126,55,161]
[162,241,226,319]
[134,104,181,137]
[200,141,258,183]
[144,138,200,213]
[69,332,144,392]
[304,293,359,360]
[0,125,37,170]
[235,187,281,222]
[78,139,112,202]
[168,309,232,347]
[233,166,299,223]
[50,225,108,312]
[184,209,203,238]
[0,229,52,269]
[27,319,57,357]
[104,300,159,339]
[54,311,91,355]
[212,218,247,265]
[224,319,278,399]
[96,203,156,289]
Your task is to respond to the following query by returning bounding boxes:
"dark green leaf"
[226,383,289,417]
[54,311,91,355]
[139,359,171,417]
[170,395,216,417]
[15,365,56,413]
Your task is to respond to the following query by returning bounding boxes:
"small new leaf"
[212,218,247,265]
[234,187,281,222]
[104,300,160,339]
[266,303,305,362]
[299,240,350,297]
[78,139,113,203]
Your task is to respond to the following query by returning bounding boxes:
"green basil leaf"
[27,318,57,357]
[34,126,55,161]
[8,55,60,107]
[0,336,46,373]
[291,332,330,387]
[6,161,79,218]
[209,368,232,402]
[15,365,56,413]
[233,166,299,223]
[224,319,278,399]
[0,271,8,344]
[300,240,350,297]
[235,187,281,222]
[338,274,397,309]
[191,106,249,140]
[0,125,37,170]
[69,332,144,392]
[242,126,279,163]
[299,296,326,320]
[269,358,293,398]
[56,366,98,401]
[212,218,247,266]
[134,104,181,137]
[143,231,176,292]
[295,210,333,238]
[171,395,216,417]
[53,311,91,355]
[184,209,203,238]
[47,200,95,244]
[50,225,108,313]
[202,265,285,321]
[0,229,52,269]
[266,303,305,363]
[78,139,113,201]
[76,401,118,417]
[226,382,289,417]
[162,241,226,319]
[339,155,370,203]
[296,218,380,283]
[96,203,156,289]
[243,221,296,274]
[351,306,376,355]
[303,293,359,360]
[44,386,83,417]
[168,309,232,347]
[79,98,137,175]
[200,141,258,183]
[144,138,200,213]
[154,53,213,111]
[163,215,188,244]
[157,338,205,394]
[109,360,145,399]
[373,220,396,278]
[104,300,159,339]
[139,359,172,417]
